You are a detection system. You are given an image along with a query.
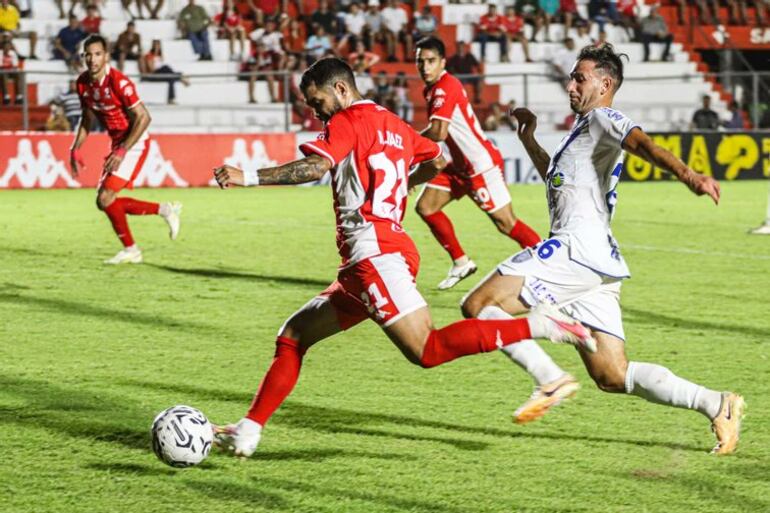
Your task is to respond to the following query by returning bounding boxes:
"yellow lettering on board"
[763,138,770,178]
[652,135,681,179]
[716,135,758,180]
[687,136,713,176]
[625,154,651,181]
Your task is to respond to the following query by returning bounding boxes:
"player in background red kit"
[415,36,542,290]
[69,34,182,264]
[211,58,597,458]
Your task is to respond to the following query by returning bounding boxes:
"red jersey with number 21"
[76,65,144,145]
[300,100,442,268]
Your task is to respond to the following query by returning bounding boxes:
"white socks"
[478,306,565,385]
[625,361,722,420]
[158,202,171,217]
[453,255,469,266]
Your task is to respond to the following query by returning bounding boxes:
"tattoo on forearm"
[259,156,327,185]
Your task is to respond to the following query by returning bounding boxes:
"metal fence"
[3,68,770,131]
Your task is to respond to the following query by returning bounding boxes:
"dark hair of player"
[576,43,627,91]
[299,57,357,93]
[83,33,108,52]
[415,36,445,58]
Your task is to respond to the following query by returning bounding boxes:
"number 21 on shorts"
[361,283,390,320]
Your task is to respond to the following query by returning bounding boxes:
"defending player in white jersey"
[461,44,744,454]
[414,37,542,290]
[210,58,597,457]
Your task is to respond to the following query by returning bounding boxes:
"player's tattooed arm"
[511,108,550,180]
[408,155,448,188]
[258,154,332,185]
[214,154,331,188]
[623,127,720,205]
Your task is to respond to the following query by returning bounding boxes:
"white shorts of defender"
[494,238,626,340]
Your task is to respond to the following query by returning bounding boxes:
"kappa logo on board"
[134,140,189,187]
[208,138,278,186]
[0,139,81,189]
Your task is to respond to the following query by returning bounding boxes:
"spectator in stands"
[640,4,673,61]
[140,39,190,104]
[476,3,510,62]
[446,41,483,103]
[311,0,337,35]
[695,0,720,24]
[587,0,619,32]
[305,24,333,65]
[573,23,592,46]
[178,0,212,61]
[691,95,720,129]
[216,0,247,61]
[557,0,581,36]
[503,6,533,62]
[351,57,375,96]
[347,39,380,69]
[515,0,544,41]
[254,0,285,25]
[483,102,517,131]
[727,0,749,25]
[413,5,438,40]
[112,21,141,71]
[373,69,391,103]
[538,0,559,41]
[243,40,277,103]
[392,71,413,122]
[46,104,70,131]
[550,37,578,85]
[282,17,306,55]
[0,0,37,59]
[231,0,259,25]
[0,36,21,104]
[338,2,367,52]
[53,14,87,72]
[616,0,639,40]
[755,0,768,26]
[363,1,385,50]
[595,29,609,46]
[141,0,165,19]
[723,101,744,129]
[81,4,101,34]
[250,17,286,68]
[54,79,82,129]
[381,0,412,62]
[283,52,305,116]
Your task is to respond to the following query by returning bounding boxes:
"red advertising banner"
[0,132,297,189]
[690,26,770,49]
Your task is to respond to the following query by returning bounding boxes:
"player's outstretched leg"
[214,295,349,458]
[462,273,575,424]
[581,332,745,454]
[415,186,476,290]
[385,304,595,370]
[488,204,542,249]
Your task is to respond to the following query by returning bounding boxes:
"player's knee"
[96,192,115,210]
[591,368,627,393]
[460,293,484,318]
[415,201,436,218]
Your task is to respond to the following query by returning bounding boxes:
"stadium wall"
[2,131,769,189]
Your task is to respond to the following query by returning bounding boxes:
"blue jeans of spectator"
[474,32,508,61]
[189,29,211,57]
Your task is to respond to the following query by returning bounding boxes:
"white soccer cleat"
[437,260,478,290]
[104,246,143,265]
[529,305,597,353]
[161,201,182,240]
[213,418,262,458]
[513,373,581,425]
[749,222,770,235]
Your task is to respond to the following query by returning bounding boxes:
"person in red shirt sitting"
[557,0,581,35]
[503,6,532,62]
[0,37,22,105]
[216,0,247,60]
[475,3,509,62]
[347,40,380,71]
[81,4,102,34]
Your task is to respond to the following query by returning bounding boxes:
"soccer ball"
[151,405,213,468]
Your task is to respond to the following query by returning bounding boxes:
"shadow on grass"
[624,306,769,339]
[254,448,416,462]
[184,479,289,510]
[86,462,179,477]
[121,379,706,453]
[146,264,330,288]
[0,292,218,334]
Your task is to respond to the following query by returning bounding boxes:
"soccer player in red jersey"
[415,36,542,290]
[211,57,597,457]
[69,34,182,264]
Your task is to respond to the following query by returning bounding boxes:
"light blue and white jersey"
[545,106,639,279]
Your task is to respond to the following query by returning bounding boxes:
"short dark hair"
[576,43,627,91]
[83,33,108,52]
[299,57,357,94]
[415,36,445,58]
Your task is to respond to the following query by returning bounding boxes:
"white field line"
[623,243,770,261]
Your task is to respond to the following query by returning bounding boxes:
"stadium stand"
[3,0,763,132]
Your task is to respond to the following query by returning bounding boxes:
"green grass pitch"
[1,181,768,513]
